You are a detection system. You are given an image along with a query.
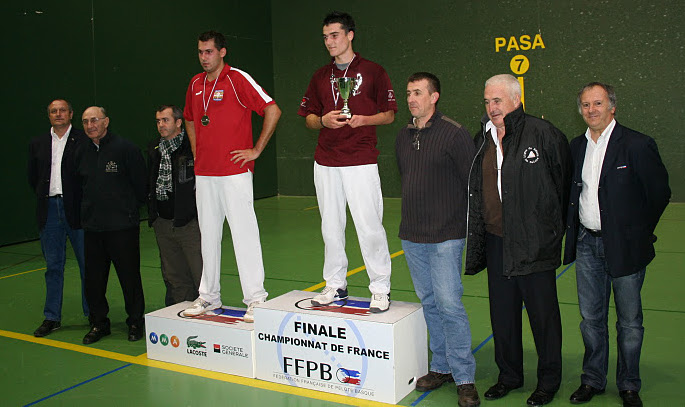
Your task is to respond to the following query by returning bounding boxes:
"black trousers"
[84,226,145,328]
[485,233,562,393]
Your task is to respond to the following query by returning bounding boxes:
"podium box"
[145,302,255,378]
[254,290,427,404]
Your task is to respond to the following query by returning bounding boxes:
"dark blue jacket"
[563,122,671,277]
[28,127,87,230]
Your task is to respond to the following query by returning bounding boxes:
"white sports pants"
[195,173,268,305]
[313,162,392,295]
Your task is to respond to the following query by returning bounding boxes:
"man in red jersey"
[181,31,281,323]
[298,12,396,313]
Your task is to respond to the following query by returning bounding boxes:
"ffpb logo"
[337,368,361,385]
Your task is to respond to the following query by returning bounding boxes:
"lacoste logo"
[186,335,206,349]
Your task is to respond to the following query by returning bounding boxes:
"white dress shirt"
[579,118,616,231]
[485,120,504,201]
[49,124,72,196]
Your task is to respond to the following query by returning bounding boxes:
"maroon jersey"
[298,53,397,167]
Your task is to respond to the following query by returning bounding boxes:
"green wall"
[3,0,684,245]
[272,0,685,202]
[2,0,275,246]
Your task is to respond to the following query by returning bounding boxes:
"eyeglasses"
[82,117,106,125]
[412,130,421,151]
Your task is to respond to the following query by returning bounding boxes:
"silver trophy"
[336,77,357,119]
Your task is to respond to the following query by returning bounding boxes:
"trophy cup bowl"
[336,77,357,119]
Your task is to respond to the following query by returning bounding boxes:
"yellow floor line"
[1,250,409,406]
[304,250,404,292]
[303,206,319,211]
[0,329,396,407]
[0,267,45,280]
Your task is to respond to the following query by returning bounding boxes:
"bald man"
[78,106,147,345]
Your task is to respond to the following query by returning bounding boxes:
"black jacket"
[77,131,147,232]
[147,133,198,227]
[563,122,670,277]
[28,127,88,230]
[465,104,572,277]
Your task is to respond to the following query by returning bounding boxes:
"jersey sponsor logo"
[387,90,395,102]
[352,73,363,96]
[523,147,540,164]
[213,90,224,101]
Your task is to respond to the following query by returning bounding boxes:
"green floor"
[1,197,683,406]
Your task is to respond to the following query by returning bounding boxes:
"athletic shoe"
[369,293,390,313]
[243,300,263,323]
[311,286,348,306]
[181,297,222,317]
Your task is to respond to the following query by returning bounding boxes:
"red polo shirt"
[184,64,274,176]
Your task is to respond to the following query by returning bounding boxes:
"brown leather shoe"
[415,371,454,392]
[457,383,481,407]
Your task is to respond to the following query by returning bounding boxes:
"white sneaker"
[369,293,390,313]
[181,297,222,317]
[243,300,263,323]
[311,286,348,306]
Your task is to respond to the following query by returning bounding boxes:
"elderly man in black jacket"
[563,83,670,407]
[147,105,202,307]
[465,74,571,407]
[78,106,147,345]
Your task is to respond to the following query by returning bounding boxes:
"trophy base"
[340,110,352,119]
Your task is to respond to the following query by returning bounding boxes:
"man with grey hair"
[564,83,670,407]
[465,74,571,406]
[28,99,89,337]
[78,106,147,345]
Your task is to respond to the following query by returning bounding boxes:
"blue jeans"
[39,197,88,321]
[575,226,645,392]
[402,239,476,384]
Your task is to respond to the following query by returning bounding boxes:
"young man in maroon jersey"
[298,12,396,312]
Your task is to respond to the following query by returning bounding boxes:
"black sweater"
[395,110,475,243]
[78,131,147,232]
